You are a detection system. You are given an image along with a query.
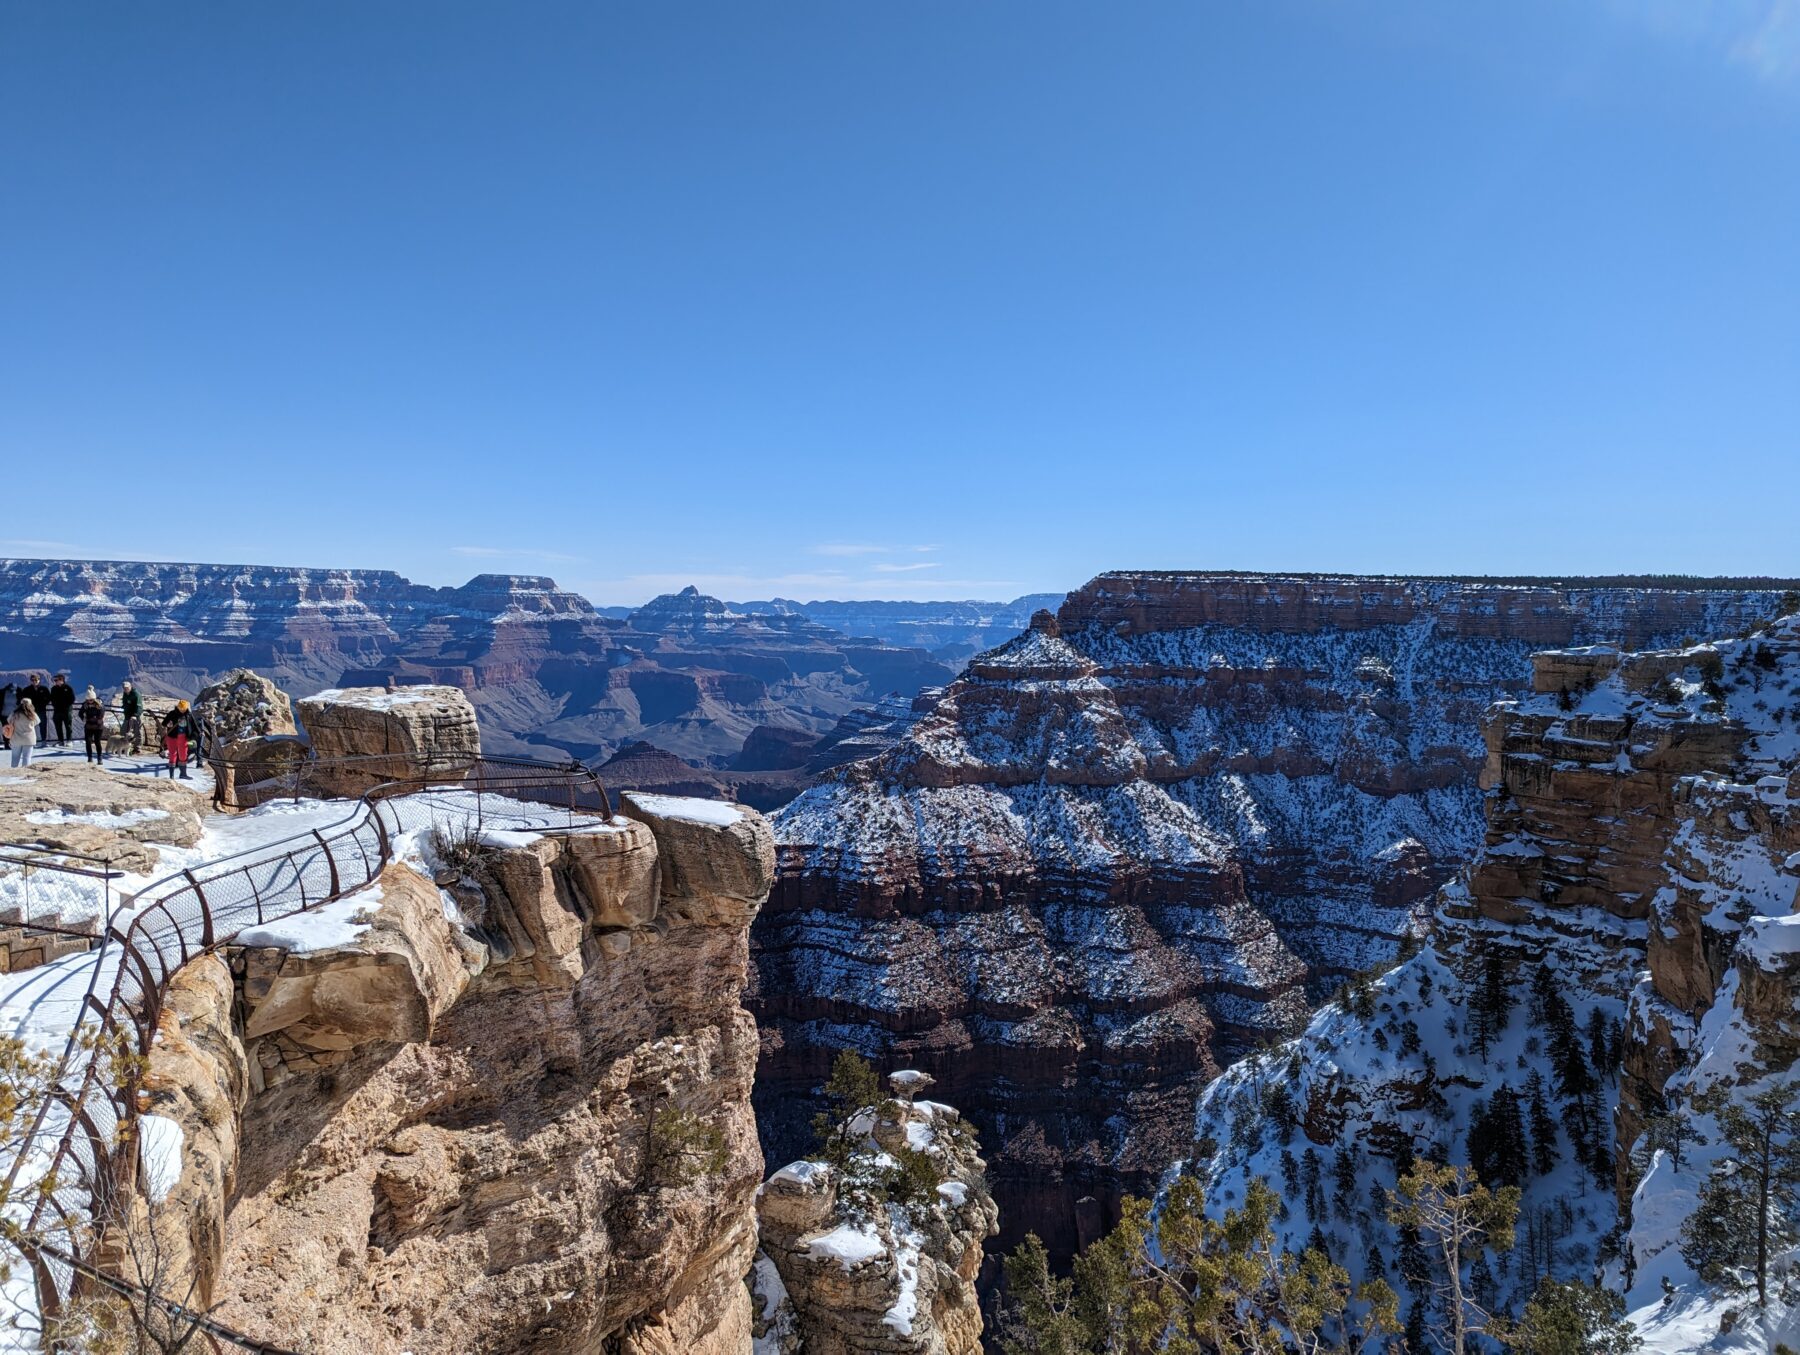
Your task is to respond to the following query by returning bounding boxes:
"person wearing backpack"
[80,686,108,764]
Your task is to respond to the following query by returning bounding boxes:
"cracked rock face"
[754,1083,999,1355]
[294,686,482,795]
[143,792,775,1354]
[756,572,1793,1262]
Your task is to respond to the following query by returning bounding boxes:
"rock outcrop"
[295,685,482,795]
[755,1073,998,1355]
[134,789,777,1354]
[1179,608,1800,1339]
[760,573,1797,1262]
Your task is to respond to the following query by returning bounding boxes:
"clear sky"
[2,2,1797,605]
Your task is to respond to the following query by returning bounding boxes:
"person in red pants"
[162,700,197,779]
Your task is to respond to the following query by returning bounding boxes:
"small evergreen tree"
[1527,1071,1560,1176]
[1497,1279,1642,1354]
[1680,1082,1800,1306]
[810,1049,886,1168]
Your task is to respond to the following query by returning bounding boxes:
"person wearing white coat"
[8,697,37,768]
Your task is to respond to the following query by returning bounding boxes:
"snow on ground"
[234,883,382,952]
[24,806,170,829]
[803,1221,884,1266]
[627,792,745,827]
[0,774,632,1348]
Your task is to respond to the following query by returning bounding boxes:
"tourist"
[24,674,50,742]
[80,686,107,764]
[0,681,11,751]
[48,673,76,746]
[162,700,197,779]
[7,698,35,768]
[119,680,143,754]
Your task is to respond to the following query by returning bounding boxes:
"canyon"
[756,571,1799,1263]
[1183,603,1800,1349]
[0,560,969,777]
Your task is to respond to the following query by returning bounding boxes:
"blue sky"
[2,2,1797,604]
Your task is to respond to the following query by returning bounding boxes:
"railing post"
[183,871,214,949]
[314,829,340,897]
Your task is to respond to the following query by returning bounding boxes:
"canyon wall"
[757,572,1796,1262]
[141,790,776,1354]
[0,562,952,769]
[1179,610,1800,1343]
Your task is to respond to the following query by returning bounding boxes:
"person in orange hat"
[163,700,197,779]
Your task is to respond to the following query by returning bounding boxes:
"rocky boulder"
[755,1078,998,1355]
[295,685,481,797]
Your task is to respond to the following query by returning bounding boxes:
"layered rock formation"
[759,573,1797,1261]
[295,685,482,795]
[754,1072,998,1355]
[134,788,776,1353]
[1179,609,1800,1343]
[0,562,955,770]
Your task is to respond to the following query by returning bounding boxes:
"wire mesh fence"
[1,750,614,1348]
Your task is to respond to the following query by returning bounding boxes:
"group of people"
[0,673,204,777]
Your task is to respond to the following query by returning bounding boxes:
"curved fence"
[1,752,614,1348]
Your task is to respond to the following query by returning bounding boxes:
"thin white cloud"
[1607,0,1800,81]
[574,570,1025,607]
[872,562,943,573]
[810,543,890,557]
[451,545,584,564]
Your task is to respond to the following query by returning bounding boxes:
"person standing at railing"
[119,680,144,754]
[80,686,108,765]
[24,674,51,743]
[162,701,196,779]
[6,698,36,768]
[0,682,12,752]
[48,673,76,746]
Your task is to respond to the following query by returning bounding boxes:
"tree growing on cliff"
[999,1175,1401,1354]
[646,1106,728,1186]
[1385,1160,1519,1355]
[1680,1082,1800,1306]
[811,1049,886,1169]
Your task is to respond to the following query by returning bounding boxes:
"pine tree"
[1405,1300,1429,1354]
[1387,1160,1520,1355]
[1303,1146,1325,1221]
[1680,1082,1800,1306]
[810,1049,886,1168]
[1526,1071,1560,1176]
[1334,1146,1360,1218]
[1498,1279,1642,1354]
[1469,935,1514,1061]
[1587,1006,1611,1078]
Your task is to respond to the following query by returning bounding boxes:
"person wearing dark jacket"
[24,676,51,743]
[119,681,143,754]
[80,686,107,764]
[163,701,196,779]
[48,674,75,746]
[0,683,12,751]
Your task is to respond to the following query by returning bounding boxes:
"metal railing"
[0,845,126,934]
[2,751,614,1349]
